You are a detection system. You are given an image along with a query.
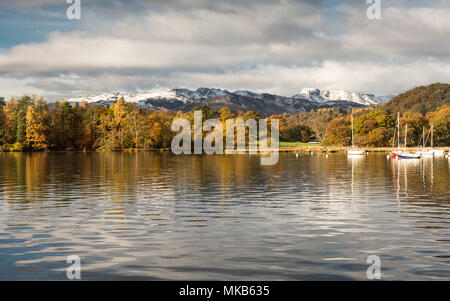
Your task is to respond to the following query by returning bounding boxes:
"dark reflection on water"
[0,152,449,280]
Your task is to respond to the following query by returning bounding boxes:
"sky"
[0,0,449,100]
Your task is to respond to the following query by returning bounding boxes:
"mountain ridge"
[382,82,450,114]
[65,87,390,117]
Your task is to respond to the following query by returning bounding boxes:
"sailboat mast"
[405,124,408,149]
[397,112,400,150]
[351,115,354,148]
[423,126,425,150]
[431,123,433,148]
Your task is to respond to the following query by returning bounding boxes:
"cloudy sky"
[0,0,449,100]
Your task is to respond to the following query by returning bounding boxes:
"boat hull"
[347,149,365,155]
[397,153,421,159]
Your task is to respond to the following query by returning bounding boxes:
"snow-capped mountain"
[65,87,387,116]
[66,88,229,104]
[292,88,387,105]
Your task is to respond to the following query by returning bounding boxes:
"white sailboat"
[347,115,365,155]
[416,123,444,156]
[417,126,434,156]
[391,112,403,158]
[397,124,421,159]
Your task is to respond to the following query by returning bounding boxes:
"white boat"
[347,115,365,156]
[348,149,366,155]
[398,153,421,159]
[391,112,403,158]
[398,123,421,159]
[416,126,434,156]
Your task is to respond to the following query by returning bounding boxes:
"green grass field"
[279,142,322,147]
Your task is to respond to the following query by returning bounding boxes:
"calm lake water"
[0,152,449,280]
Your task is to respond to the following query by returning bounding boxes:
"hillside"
[65,87,383,117]
[383,83,450,114]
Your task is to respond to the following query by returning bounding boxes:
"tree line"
[324,105,449,147]
[0,96,314,151]
[0,95,448,151]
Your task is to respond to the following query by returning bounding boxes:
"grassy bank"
[278,146,450,153]
[279,142,322,147]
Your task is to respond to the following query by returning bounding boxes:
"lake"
[0,152,449,280]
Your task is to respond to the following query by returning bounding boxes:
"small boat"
[348,149,365,155]
[398,153,421,159]
[416,126,433,156]
[397,123,421,159]
[347,115,365,156]
[391,112,402,158]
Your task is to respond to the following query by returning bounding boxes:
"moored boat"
[398,153,421,159]
[347,115,365,156]
[390,112,402,158]
[416,126,433,156]
[347,149,366,155]
[395,121,421,159]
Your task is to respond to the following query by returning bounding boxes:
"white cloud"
[0,0,449,99]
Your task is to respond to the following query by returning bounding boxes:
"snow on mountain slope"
[66,92,120,103]
[66,88,231,104]
[292,88,387,105]
[65,87,387,116]
[233,90,259,97]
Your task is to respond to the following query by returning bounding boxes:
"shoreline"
[1,146,449,153]
[278,146,450,153]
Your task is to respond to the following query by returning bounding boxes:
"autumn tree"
[353,110,394,146]
[2,98,18,146]
[112,98,129,149]
[73,102,96,150]
[400,112,427,147]
[283,107,350,142]
[325,116,351,146]
[218,107,234,122]
[0,102,5,148]
[1,96,33,150]
[25,98,49,150]
[16,96,34,145]
[95,105,115,150]
[427,104,450,146]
